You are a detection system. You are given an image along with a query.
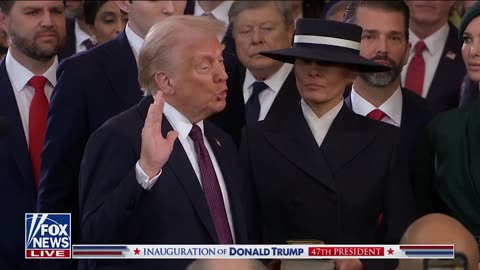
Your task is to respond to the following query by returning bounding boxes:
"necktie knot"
[189,124,204,144]
[367,109,386,121]
[415,41,427,55]
[82,38,96,49]
[29,76,48,92]
[251,81,268,97]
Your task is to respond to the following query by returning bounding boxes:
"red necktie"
[29,76,49,189]
[366,109,386,121]
[189,125,233,244]
[405,41,427,96]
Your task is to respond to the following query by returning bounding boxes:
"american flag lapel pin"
[215,138,222,148]
[446,51,456,60]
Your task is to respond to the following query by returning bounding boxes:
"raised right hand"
[139,92,178,178]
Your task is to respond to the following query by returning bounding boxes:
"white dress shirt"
[243,63,294,121]
[401,23,450,98]
[194,0,233,39]
[301,99,343,147]
[135,100,236,242]
[125,23,144,64]
[5,51,57,146]
[75,20,93,53]
[350,86,403,127]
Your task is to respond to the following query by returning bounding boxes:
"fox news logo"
[25,213,71,259]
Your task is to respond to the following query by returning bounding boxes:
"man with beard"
[344,1,432,160]
[0,1,66,269]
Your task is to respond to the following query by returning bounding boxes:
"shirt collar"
[193,1,234,26]
[301,98,343,132]
[243,63,293,93]
[75,19,92,48]
[5,50,58,92]
[161,98,204,144]
[350,86,403,126]
[409,23,449,56]
[125,23,144,63]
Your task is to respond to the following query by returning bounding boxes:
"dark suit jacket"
[212,68,300,145]
[184,0,195,15]
[345,88,432,160]
[58,17,77,61]
[240,104,415,270]
[80,96,258,270]
[0,61,38,270]
[424,24,466,114]
[38,31,142,269]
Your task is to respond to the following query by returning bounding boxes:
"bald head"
[399,214,479,270]
[187,259,267,270]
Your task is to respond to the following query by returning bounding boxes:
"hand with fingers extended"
[139,92,178,178]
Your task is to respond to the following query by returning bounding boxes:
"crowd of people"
[0,1,479,270]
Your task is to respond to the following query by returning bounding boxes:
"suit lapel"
[320,105,379,173]
[102,32,142,109]
[427,24,463,101]
[400,90,422,139]
[204,123,248,242]
[151,104,217,243]
[264,106,336,192]
[265,71,299,121]
[58,18,76,60]
[0,61,35,195]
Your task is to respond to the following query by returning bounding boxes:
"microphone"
[0,116,11,137]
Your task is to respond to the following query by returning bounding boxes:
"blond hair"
[138,15,226,96]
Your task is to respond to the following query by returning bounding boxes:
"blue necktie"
[245,81,268,124]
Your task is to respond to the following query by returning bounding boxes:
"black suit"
[397,89,433,157]
[0,61,39,270]
[80,96,258,270]
[345,88,432,159]
[212,67,300,145]
[240,104,415,270]
[38,32,142,270]
[58,17,77,61]
[423,24,466,114]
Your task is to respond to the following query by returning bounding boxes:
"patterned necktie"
[405,41,427,96]
[29,76,49,188]
[189,125,233,244]
[82,39,96,50]
[245,81,268,124]
[367,109,386,121]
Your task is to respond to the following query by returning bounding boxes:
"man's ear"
[154,71,175,95]
[115,1,131,14]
